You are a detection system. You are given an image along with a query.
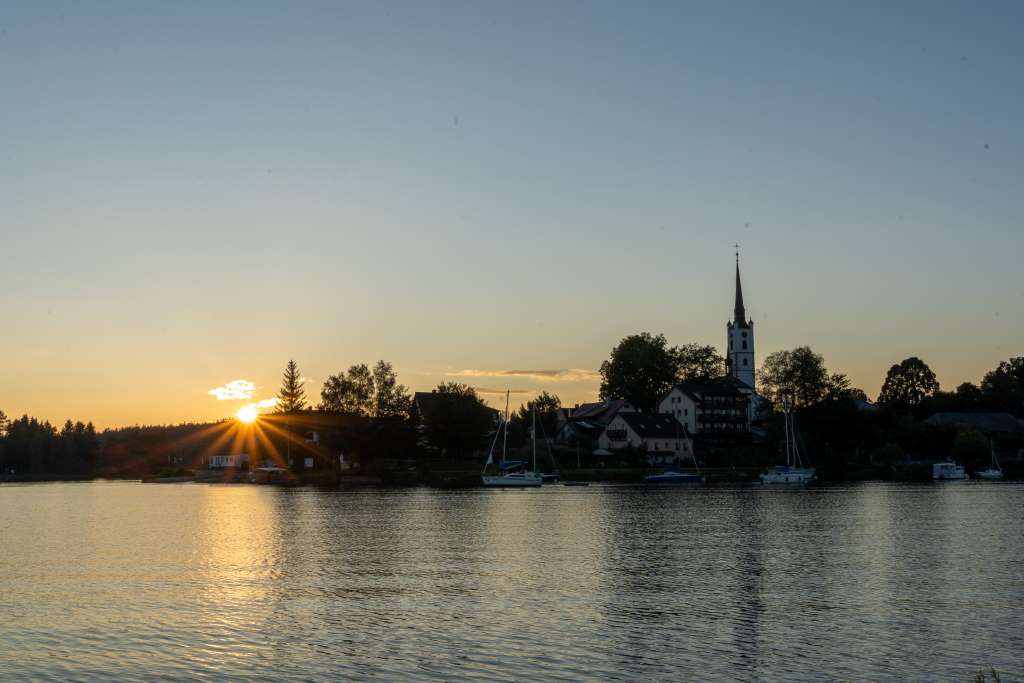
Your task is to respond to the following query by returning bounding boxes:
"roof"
[568,399,630,426]
[617,413,689,439]
[665,375,750,401]
[924,413,1024,434]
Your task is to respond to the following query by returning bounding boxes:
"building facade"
[659,376,754,435]
[597,412,694,465]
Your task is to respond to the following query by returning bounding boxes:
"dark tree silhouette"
[600,333,680,412]
[372,361,411,418]
[878,357,939,408]
[980,357,1024,415]
[675,344,725,382]
[319,361,409,417]
[319,364,373,415]
[276,360,307,413]
[759,347,829,408]
[517,392,561,438]
[420,383,495,457]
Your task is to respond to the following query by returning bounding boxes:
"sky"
[1,1,1022,428]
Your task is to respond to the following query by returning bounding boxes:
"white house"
[598,413,693,466]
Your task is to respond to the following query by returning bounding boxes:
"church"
[726,251,755,389]
[657,252,759,436]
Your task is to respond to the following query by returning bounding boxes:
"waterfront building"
[658,376,754,435]
[554,399,636,445]
[596,412,694,466]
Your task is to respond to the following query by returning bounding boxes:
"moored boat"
[975,441,1004,480]
[761,405,816,485]
[482,392,543,488]
[932,461,968,480]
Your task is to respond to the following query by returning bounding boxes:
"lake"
[1,481,1021,681]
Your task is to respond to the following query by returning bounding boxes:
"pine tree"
[276,360,307,413]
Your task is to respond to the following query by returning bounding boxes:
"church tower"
[726,249,755,388]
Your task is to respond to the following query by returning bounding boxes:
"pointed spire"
[734,244,747,324]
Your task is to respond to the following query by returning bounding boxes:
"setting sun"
[237,405,259,423]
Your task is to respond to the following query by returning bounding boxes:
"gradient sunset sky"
[2,1,1021,428]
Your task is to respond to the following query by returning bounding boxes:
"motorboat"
[760,464,817,485]
[932,461,968,480]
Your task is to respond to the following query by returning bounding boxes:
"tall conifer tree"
[277,360,307,413]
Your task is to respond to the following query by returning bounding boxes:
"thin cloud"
[453,369,599,381]
[208,380,257,401]
[256,397,279,409]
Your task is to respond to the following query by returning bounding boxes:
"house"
[208,453,250,469]
[658,375,754,435]
[555,399,636,445]
[597,412,693,465]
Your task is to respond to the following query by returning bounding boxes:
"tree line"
[0,412,99,477]
[597,332,1023,417]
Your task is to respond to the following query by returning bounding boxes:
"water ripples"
[1,481,1022,681]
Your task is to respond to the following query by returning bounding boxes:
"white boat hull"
[760,466,816,485]
[932,462,968,480]
[482,473,543,487]
[975,468,1004,481]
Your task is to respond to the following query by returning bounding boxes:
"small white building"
[598,413,693,466]
[208,453,250,469]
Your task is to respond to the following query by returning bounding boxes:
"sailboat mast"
[532,405,537,473]
[502,390,509,463]
[784,405,791,468]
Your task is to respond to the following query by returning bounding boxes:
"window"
[684,408,688,415]
[742,341,747,350]
[742,331,748,338]
[743,358,748,366]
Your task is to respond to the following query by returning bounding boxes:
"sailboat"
[760,405,816,485]
[482,392,543,488]
[976,441,1004,480]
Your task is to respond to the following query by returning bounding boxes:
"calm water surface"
[1,481,1021,682]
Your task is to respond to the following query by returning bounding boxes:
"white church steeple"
[726,247,755,388]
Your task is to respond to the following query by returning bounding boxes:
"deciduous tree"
[674,344,725,382]
[319,364,374,416]
[980,357,1024,415]
[600,333,680,412]
[759,347,830,408]
[517,391,561,439]
[372,360,411,418]
[878,357,939,408]
[421,383,495,457]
